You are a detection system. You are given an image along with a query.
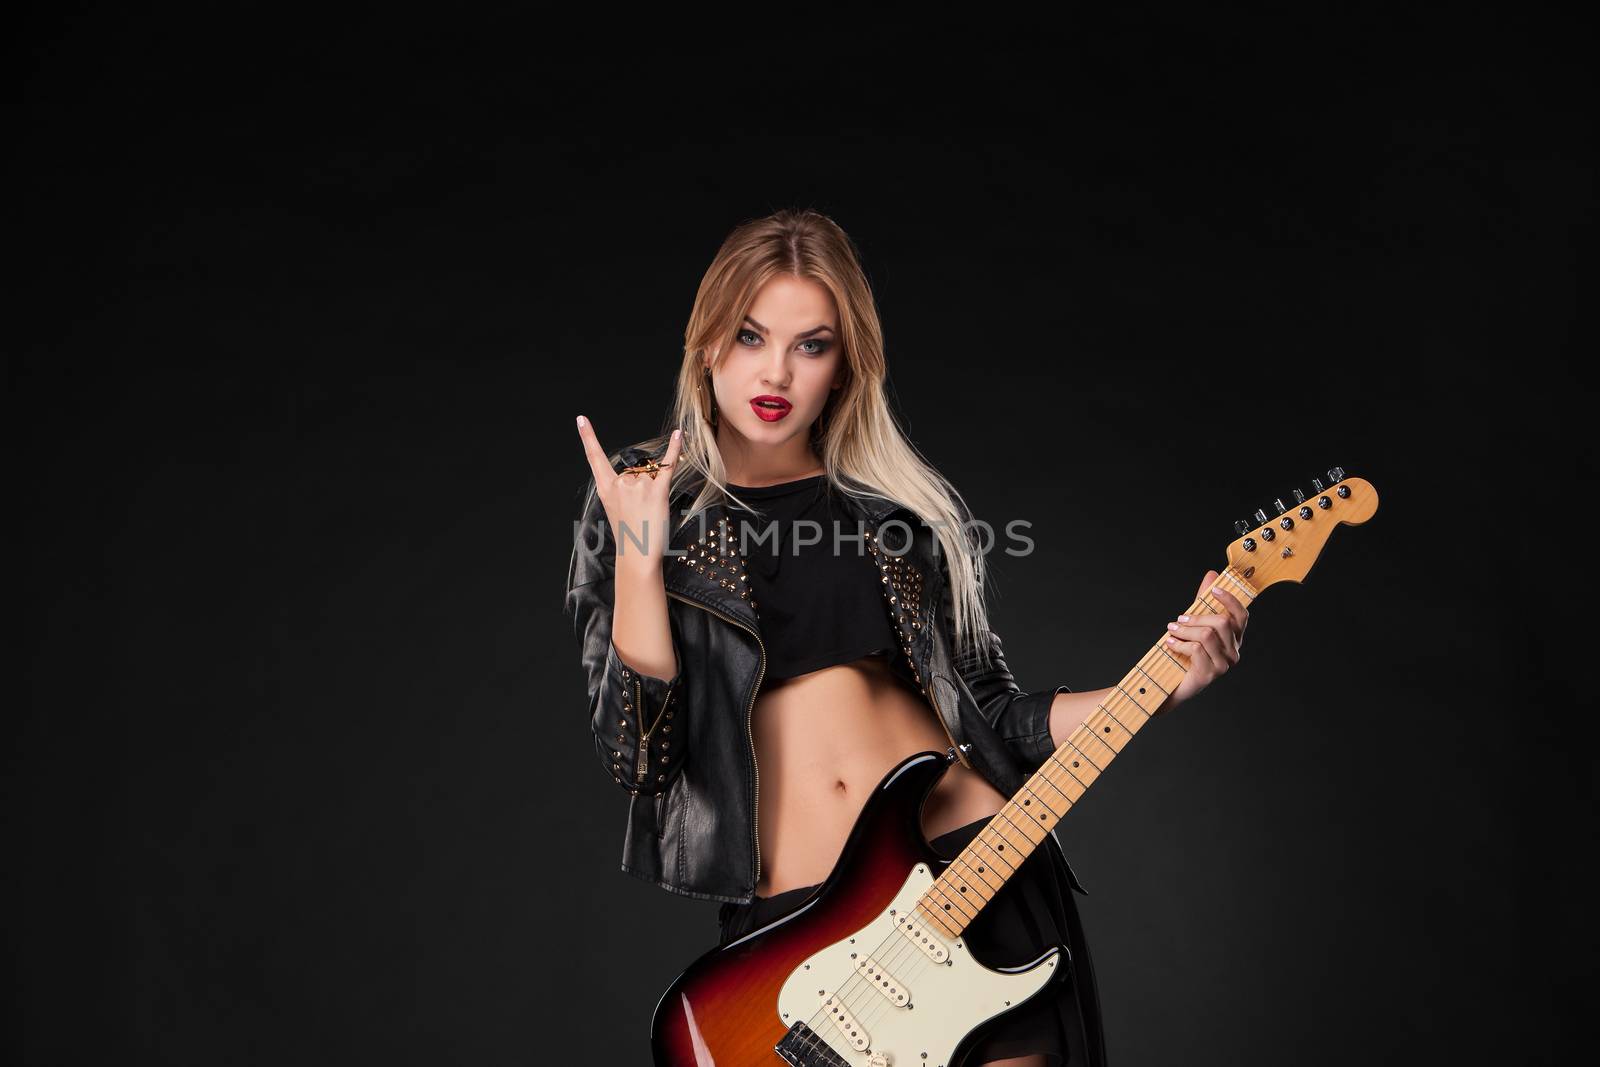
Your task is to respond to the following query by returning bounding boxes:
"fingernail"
[672,429,681,440]
[576,415,587,428]
[1178,614,1190,622]
[1167,622,1179,630]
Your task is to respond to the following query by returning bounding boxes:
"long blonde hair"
[639,208,994,659]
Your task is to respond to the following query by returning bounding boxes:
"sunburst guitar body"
[652,751,1060,1067]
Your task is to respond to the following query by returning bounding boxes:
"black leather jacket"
[566,442,1087,905]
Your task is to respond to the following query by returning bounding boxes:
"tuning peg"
[1253,508,1268,526]
[1327,466,1345,483]
[1310,476,1326,492]
[1292,487,1306,504]
[1272,497,1288,515]
[1234,519,1251,536]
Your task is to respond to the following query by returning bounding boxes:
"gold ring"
[620,459,671,480]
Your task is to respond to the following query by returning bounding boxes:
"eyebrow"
[744,315,836,338]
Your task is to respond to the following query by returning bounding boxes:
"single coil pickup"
[821,993,870,1052]
[894,910,950,963]
[854,954,910,1006]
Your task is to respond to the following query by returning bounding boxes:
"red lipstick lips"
[750,395,792,422]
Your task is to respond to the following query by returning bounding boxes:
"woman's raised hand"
[576,416,683,571]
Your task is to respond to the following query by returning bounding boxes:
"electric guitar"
[649,469,1378,1066]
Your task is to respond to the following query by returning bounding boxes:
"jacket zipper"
[634,678,648,784]
[665,589,767,896]
[634,676,678,785]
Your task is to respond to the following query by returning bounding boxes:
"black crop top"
[724,475,901,682]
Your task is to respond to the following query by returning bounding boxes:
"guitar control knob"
[868,1053,891,1066]
[1234,519,1250,536]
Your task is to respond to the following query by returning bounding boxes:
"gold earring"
[703,365,719,430]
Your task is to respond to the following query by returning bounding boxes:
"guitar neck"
[915,565,1259,939]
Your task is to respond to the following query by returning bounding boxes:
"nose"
[760,347,792,389]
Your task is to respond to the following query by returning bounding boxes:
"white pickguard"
[774,862,1062,1067]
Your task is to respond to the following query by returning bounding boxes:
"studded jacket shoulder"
[565,441,1087,904]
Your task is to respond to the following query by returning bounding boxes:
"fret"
[1049,749,1096,790]
[1070,728,1117,770]
[944,855,999,902]
[969,832,1019,879]
[951,851,1005,895]
[1082,706,1134,754]
[1014,786,1064,831]
[996,805,1047,847]
[917,565,1258,936]
[1109,683,1158,724]
[1122,665,1171,717]
[917,900,963,939]
[927,880,978,924]
[1024,773,1073,815]
[1154,642,1190,675]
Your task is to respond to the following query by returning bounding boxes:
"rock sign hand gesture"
[576,416,684,568]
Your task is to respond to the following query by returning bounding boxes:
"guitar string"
[796,573,1248,1051]
[839,569,1251,1044]
[791,808,1030,1047]
[805,626,1200,1049]
[834,807,1054,1040]
[790,512,1001,1049]
[824,691,1140,1044]
[837,587,1250,1041]
[812,785,1066,1045]
[811,645,1167,1046]
[805,675,1154,1051]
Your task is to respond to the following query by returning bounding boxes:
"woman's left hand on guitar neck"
[1158,568,1248,714]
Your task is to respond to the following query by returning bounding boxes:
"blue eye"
[737,329,831,355]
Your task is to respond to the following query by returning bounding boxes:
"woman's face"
[708,274,842,453]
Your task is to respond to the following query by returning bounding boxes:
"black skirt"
[716,815,1108,1066]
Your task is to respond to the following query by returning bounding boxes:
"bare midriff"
[751,653,1011,898]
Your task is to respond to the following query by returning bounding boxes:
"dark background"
[18,8,1591,1065]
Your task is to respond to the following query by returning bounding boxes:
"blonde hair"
[636,208,994,659]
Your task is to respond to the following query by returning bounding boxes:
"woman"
[566,209,1248,1066]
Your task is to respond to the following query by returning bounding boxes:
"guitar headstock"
[1225,467,1378,590]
